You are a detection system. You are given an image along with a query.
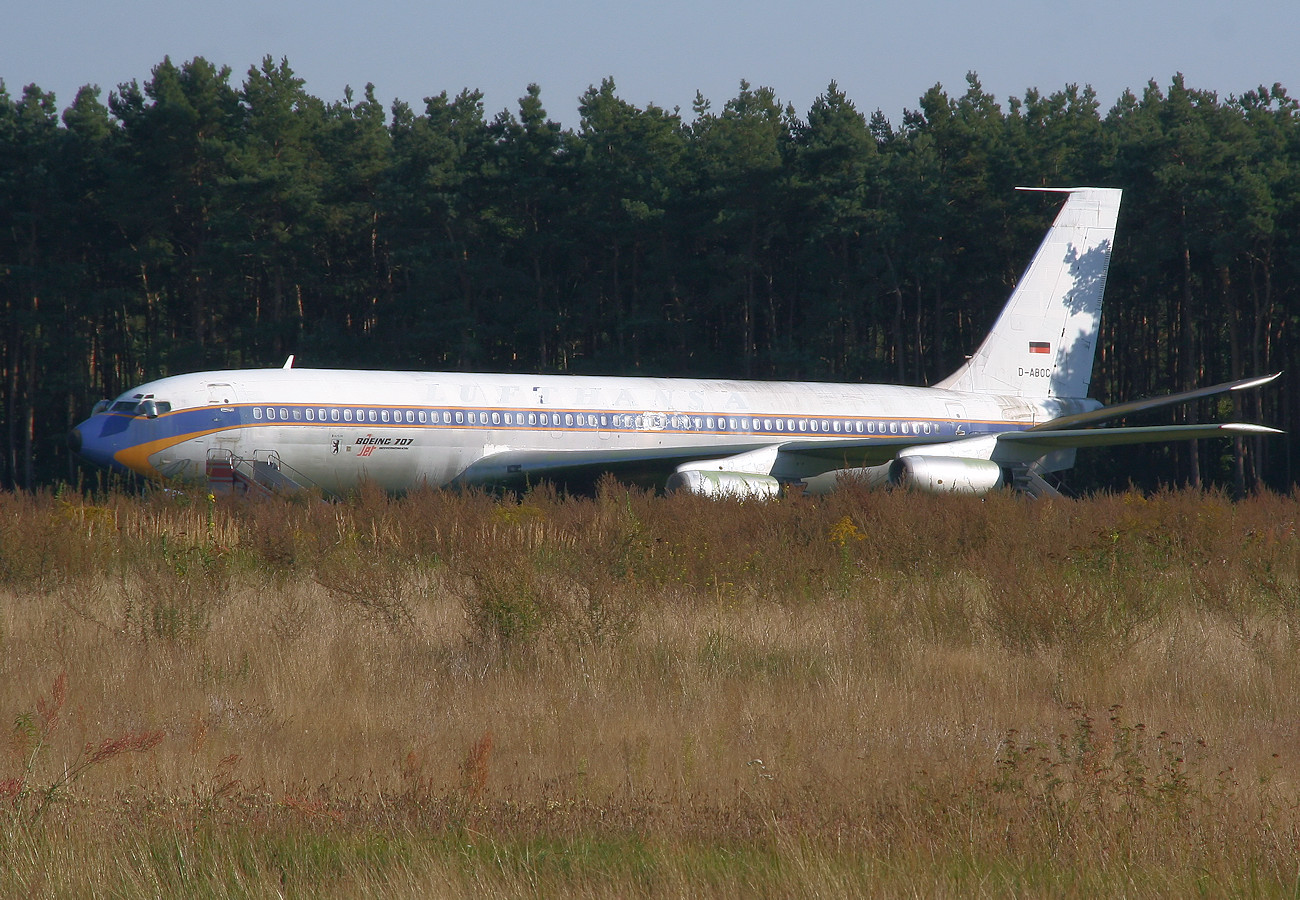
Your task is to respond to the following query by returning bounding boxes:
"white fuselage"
[76,368,1094,495]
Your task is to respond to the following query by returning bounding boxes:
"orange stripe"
[113,427,231,477]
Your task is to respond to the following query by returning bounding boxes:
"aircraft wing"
[449,443,773,490]
[998,422,1282,450]
[450,421,1283,490]
[776,434,954,466]
[454,432,972,489]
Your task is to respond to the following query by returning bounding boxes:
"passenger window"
[381,410,390,423]
[253,408,263,420]
[306,409,315,421]
[455,411,464,424]
[492,412,501,425]
[331,409,340,422]
[528,413,537,426]
[367,410,377,423]
[293,409,302,421]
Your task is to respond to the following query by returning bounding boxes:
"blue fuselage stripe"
[125,403,1026,440]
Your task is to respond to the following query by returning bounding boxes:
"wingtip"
[1218,423,1285,437]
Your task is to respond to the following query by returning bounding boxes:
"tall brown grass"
[2,481,1300,896]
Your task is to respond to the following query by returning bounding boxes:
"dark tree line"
[2,57,1298,493]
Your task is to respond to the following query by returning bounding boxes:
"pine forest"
[2,57,1298,493]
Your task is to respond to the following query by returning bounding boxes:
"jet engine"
[888,456,1005,494]
[665,469,782,499]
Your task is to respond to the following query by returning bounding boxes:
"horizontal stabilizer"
[1028,373,1282,432]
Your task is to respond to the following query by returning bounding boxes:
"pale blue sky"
[4,0,1297,127]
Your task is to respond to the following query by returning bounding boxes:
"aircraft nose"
[68,427,82,454]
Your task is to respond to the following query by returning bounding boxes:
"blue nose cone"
[70,413,132,473]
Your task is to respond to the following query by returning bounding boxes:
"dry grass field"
[2,481,1300,896]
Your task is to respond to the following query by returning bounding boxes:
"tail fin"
[934,187,1122,399]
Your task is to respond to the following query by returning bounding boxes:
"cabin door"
[205,382,242,454]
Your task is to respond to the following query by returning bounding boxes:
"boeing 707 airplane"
[69,187,1281,498]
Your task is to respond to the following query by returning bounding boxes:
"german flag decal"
[1029,341,1051,354]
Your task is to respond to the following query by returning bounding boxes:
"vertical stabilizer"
[934,187,1121,399]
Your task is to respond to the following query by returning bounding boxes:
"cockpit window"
[108,399,171,416]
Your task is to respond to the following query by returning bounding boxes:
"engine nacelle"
[888,456,1005,494]
[800,463,894,494]
[665,469,782,499]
